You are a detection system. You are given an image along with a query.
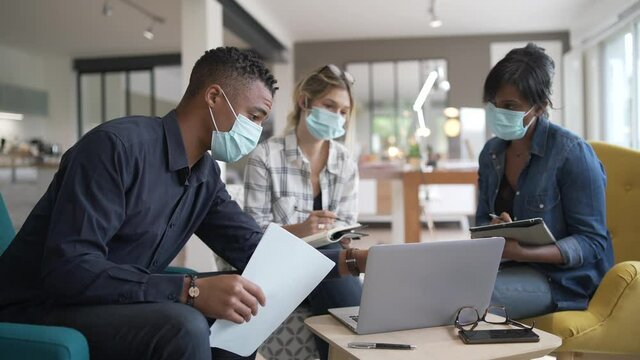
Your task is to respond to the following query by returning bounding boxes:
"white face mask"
[305,107,346,140]
[485,103,535,140]
[209,89,262,163]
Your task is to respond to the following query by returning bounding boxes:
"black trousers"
[0,302,255,360]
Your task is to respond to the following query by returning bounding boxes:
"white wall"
[570,0,637,48]
[0,44,76,151]
[235,0,295,135]
[271,59,295,135]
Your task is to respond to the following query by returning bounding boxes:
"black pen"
[348,342,416,350]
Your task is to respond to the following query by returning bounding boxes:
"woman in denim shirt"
[476,43,614,319]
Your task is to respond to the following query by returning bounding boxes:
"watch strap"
[345,248,360,276]
[187,274,199,306]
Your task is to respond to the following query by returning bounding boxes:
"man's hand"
[183,275,266,324]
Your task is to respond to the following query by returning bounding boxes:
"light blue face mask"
[305,107,346,140]
[485,102,535,141]
[209,90,262,163]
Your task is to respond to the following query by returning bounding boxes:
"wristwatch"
[187,274,200,306]
[345,248,361,276]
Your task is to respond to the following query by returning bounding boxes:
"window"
[346,59,449,159]
[74,54,182,137]
[602,29,635,148]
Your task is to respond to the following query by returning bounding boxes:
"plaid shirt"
[244,131,359,231]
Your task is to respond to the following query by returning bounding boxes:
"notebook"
[301,223,368,248]
[470,218,556,246]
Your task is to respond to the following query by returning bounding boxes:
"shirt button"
[118,294,127,303]
[152,259,159,267]
[168,293,176,301]
[539,204,544,209]
[515,191,520,196]
[169,223,175,229]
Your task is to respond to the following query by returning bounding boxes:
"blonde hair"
[284,65,355,134]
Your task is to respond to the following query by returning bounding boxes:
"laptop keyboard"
[349,315,359,323]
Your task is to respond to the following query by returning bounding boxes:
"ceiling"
[257,0,595,42]
[0,0,596,57]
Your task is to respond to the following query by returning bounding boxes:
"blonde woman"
[244,64,361,360]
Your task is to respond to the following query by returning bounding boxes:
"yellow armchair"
[525,141,640,358]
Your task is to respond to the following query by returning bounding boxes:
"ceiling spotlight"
[143,23,155,40]
[102,1,113,17]
[428,0,442,28]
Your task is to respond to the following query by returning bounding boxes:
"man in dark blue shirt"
[0,47,368,360]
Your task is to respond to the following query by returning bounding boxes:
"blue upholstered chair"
[0,193,89,360]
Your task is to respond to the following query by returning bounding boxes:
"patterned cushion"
[259,305,319,360]
[225,184,318,359]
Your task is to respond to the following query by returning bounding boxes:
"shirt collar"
[530,116,549,157]
[283,130,341,174]
[162,110,211,185]
[163,110,189,172]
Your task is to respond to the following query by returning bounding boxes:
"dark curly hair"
[483,43,554,113]
[185,47,278,99]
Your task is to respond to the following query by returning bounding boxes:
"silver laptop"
[328,237,505,334]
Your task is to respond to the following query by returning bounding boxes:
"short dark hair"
[185,47,278,98]
[483,43,554,111]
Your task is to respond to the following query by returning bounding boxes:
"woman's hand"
[502,239,524,260]
[283,210,337,238]
[490,212,513,224]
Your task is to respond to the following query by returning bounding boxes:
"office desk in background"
[359,165,478,243]
[305,315,561,360]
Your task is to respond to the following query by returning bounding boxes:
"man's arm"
[41,130,183,304]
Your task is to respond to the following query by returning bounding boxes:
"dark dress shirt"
[0,111,339,310]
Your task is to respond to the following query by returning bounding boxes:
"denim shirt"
[476,117,614,311]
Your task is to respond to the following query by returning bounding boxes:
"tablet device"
[469,218,556,246]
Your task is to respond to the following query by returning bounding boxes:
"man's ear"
[204,85,223,108]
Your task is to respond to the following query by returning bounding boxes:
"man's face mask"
[305,107,346,140]
[208,89,262,163]
[485,102,535,141]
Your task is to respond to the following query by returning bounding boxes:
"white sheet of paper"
[209,223,335,356]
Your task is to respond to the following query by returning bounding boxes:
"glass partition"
[347,59,449,160]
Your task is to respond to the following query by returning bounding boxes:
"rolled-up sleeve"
[41,130,183,304]
[555,236,584,268]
